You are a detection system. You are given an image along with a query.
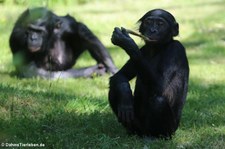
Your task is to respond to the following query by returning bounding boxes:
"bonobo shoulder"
[62,15,77,26]
[165,40,185,54]
[64,14,77,22]
[167,40,188,65]
[170,40,185,50]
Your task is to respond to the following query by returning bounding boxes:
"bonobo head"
[138,9,179,44]
[27,23,47,52]
[25,7,55,52]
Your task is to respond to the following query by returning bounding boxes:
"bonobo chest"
[142,47,162,69]
[135,48,164,97]
[39,40,75,70]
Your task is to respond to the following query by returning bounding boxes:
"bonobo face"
[139,9,179,44]
[27,24,47,52]
[140,16,170,42]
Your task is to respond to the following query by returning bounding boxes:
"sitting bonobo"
[9,7,117,79]
[108,9,189,138]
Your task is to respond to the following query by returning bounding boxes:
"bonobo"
[109,9,189,138]
[9,7,117,79]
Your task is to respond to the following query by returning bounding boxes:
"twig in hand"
[125,29,156,42]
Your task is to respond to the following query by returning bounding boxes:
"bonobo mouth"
[147,37,158,42]
[28,46,41,52]
[144,34,159,43]
[144,36,158,43]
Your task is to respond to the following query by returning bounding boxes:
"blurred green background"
[0,0,224,148]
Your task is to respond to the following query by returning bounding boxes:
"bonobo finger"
[118,111,127,124]
[118,111,122,122]
[118,111,124,123]
[114,27,122,34]
[121,27,126,32]
[118,111,126,123]
[112,28,121,38]
[111,36,120,46]
[129,111,135,122]
[122,112,127,123]
[111,33,119,44]
[114,27,120,30]
[125,111,131,123]
[121,27,130,37]
[130,111,134,121]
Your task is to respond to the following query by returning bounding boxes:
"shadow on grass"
[0,110,126,148]
[0,82,126,148]
[181,78,225,129]
[0,111,124,148]
[0,76,224,148]
[0,83,77,101]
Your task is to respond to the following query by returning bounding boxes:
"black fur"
[9,7,117,79]
[109,9,189,138]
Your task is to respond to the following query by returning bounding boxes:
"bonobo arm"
[9,27,30,72]
[111,27,186,97]
[111,27,161,89]
[19,62,105,79]
[78,23,117,74]
[109,60,137,124]
[111,27,141,60]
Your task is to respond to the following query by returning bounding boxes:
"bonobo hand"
[115,82,134,125]
[111,27,140,58]
[111,27,134,46]
[118,104,134,126]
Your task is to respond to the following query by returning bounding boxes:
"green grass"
[0,0,225,148]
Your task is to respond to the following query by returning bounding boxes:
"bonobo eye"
[158,21,164,26]
[27,24,47,35]
[55,21,62,29]
[27,29,43,35]
[144,18,153,25]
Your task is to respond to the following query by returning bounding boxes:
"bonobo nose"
[31,34,38,40]
[150,28,157,33]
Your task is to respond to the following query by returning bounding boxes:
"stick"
[125,29,156,42]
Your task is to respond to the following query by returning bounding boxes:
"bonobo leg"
[109,75,142,134]
[19,62,106,79]
[138,96,177,138]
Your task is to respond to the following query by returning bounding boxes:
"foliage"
[0,0,224,148]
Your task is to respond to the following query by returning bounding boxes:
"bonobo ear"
[172,22,179,36]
